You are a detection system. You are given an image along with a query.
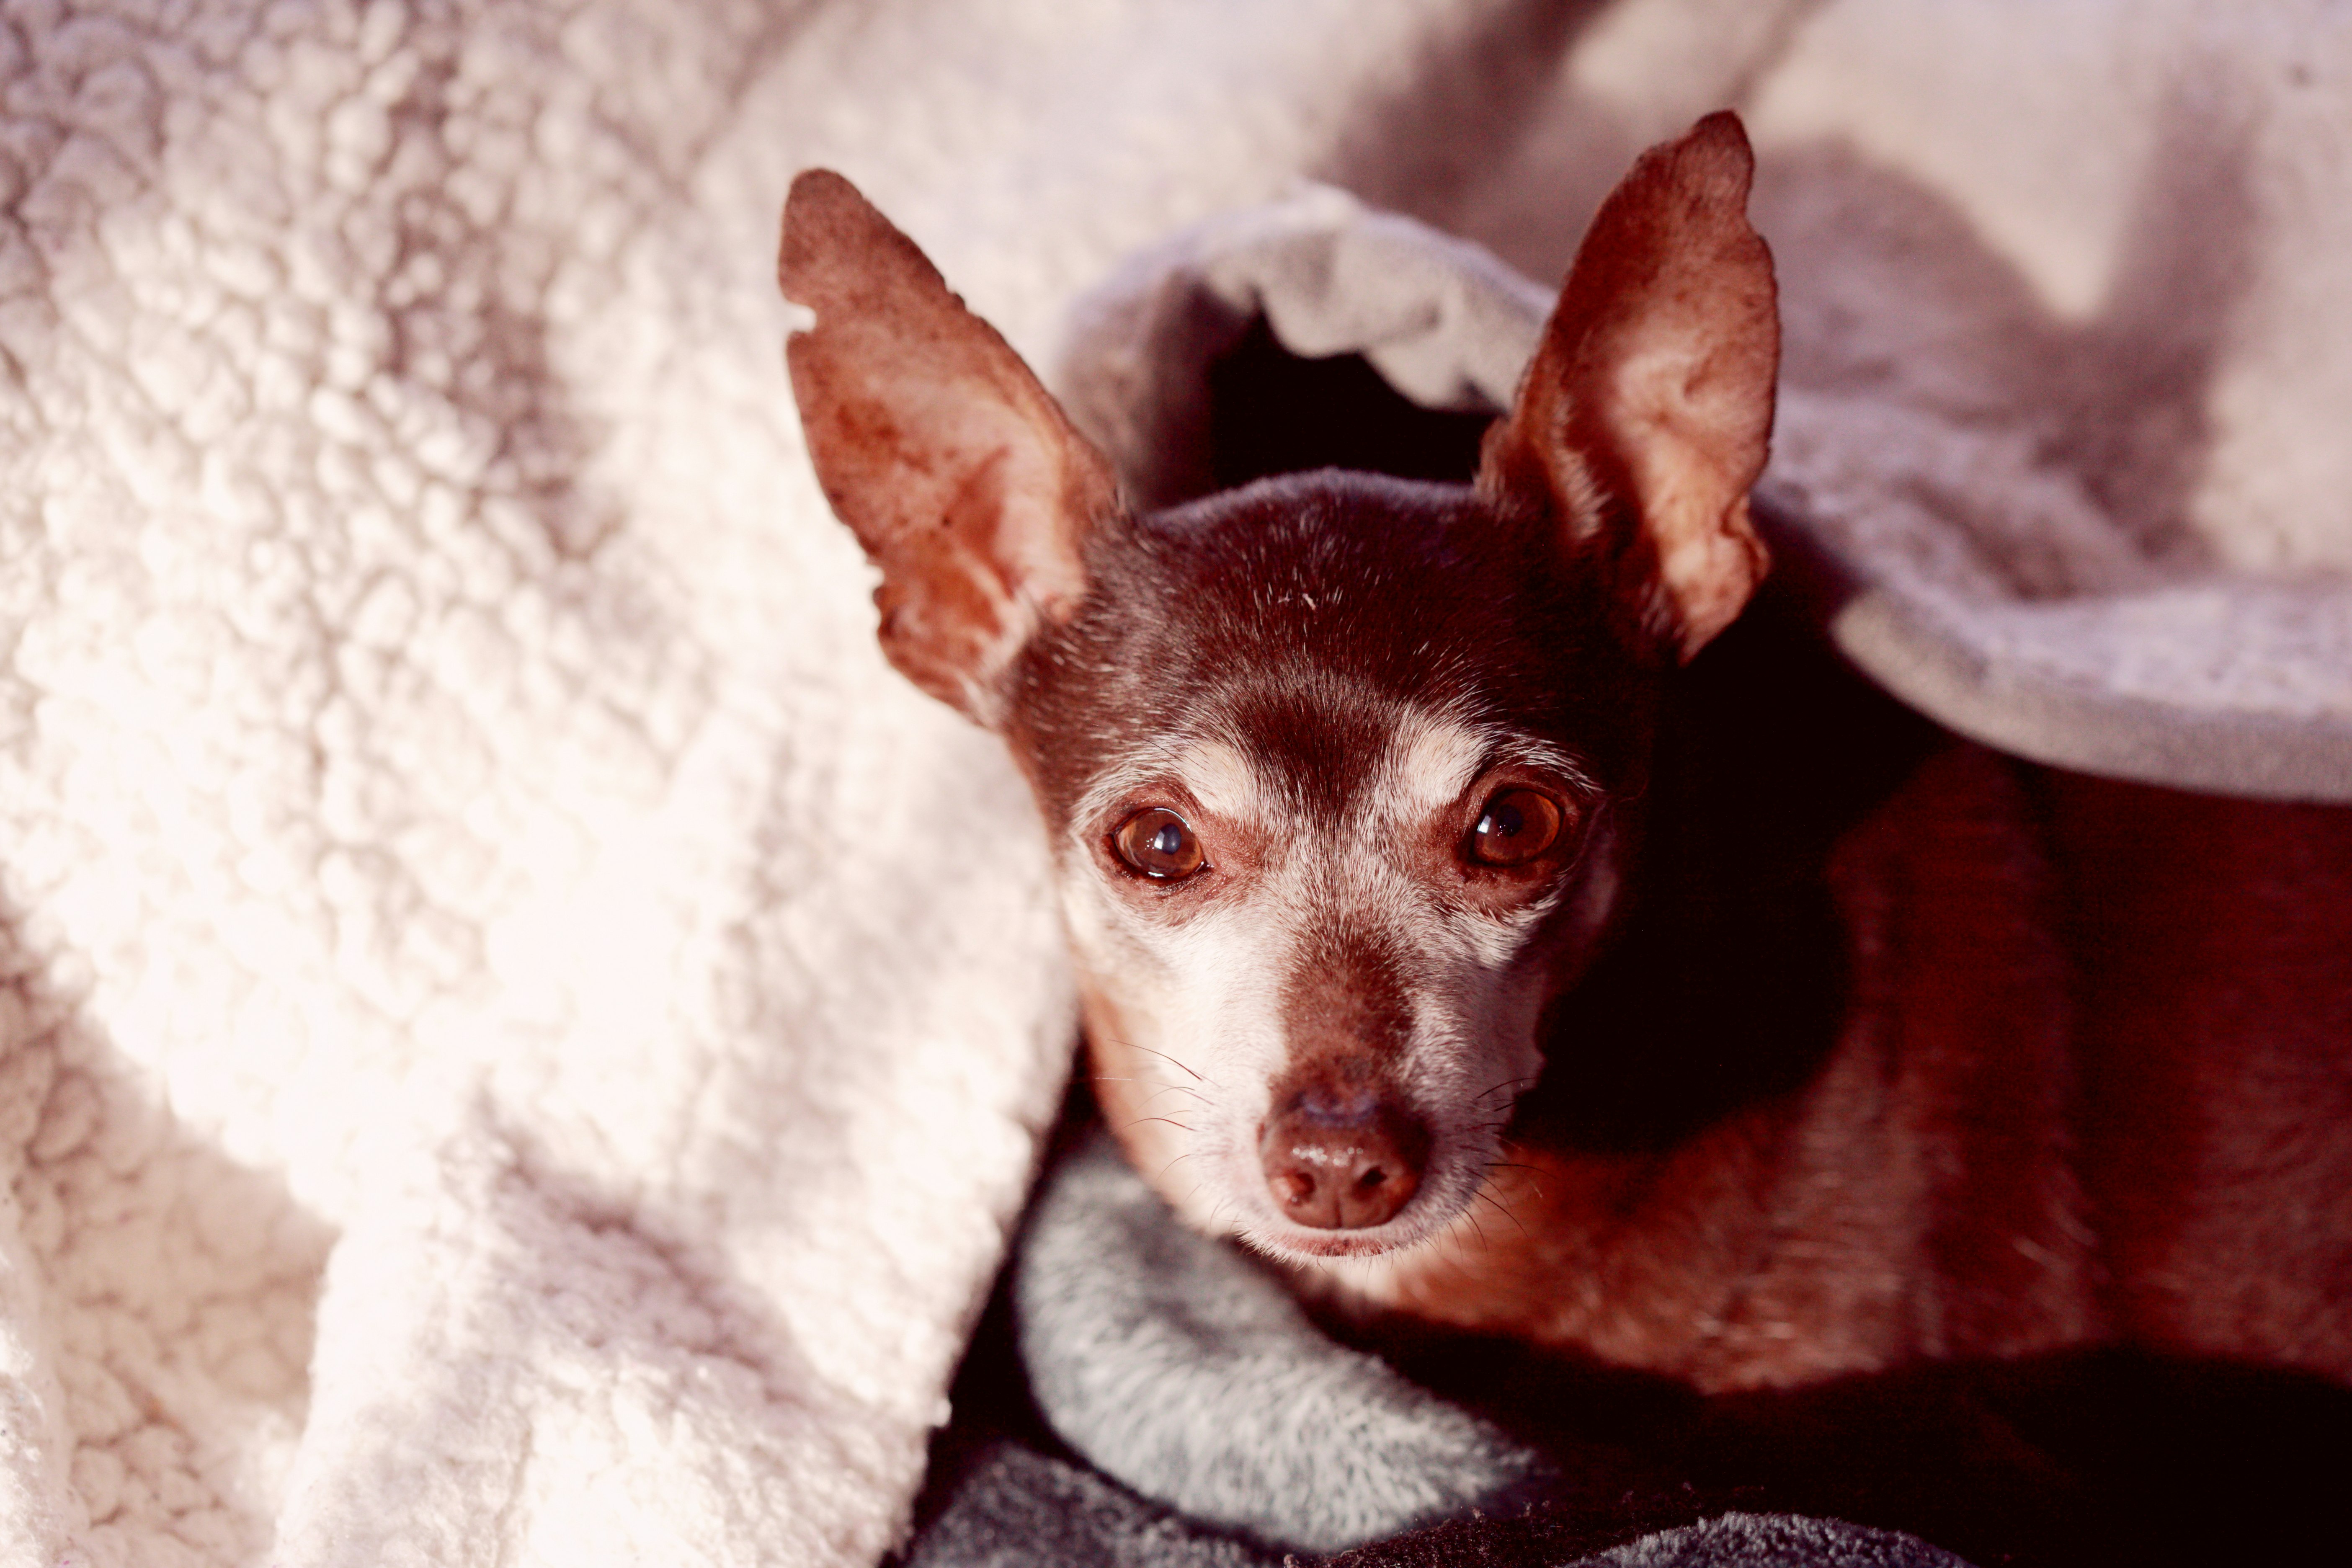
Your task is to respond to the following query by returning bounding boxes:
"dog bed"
[3,3,2349,1565]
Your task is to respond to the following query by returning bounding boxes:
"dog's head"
[781,114,1777,1265]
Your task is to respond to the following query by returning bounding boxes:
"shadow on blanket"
[0,897,332,1557]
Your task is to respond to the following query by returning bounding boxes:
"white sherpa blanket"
[3,3,2348,1566]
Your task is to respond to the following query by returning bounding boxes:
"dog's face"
[1012,473,1648,1260]
[781,114,1777,1266]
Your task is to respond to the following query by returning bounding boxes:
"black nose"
[1258,1086,1431,1230]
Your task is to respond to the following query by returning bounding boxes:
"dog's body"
[780,109,2352,1492]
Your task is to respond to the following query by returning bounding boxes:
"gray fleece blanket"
[908,1138,1975,1568]
[1054,149,2352,807]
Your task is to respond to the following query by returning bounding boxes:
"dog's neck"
[1510,577,1942,1155]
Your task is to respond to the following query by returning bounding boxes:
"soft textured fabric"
[5,3,2350,1565]
[0,1,1504,1562]
[1014,1135,1540,1556]
[907,1447,1973,1568]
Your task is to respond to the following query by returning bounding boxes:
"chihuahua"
[780,110,2352,1453]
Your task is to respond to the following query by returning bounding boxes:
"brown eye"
[1114,808,1207,880]
[1468,789,1564,867]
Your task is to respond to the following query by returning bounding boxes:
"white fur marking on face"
[1374,711,1492,824]
[1176,739,1268,823]
[1373,709,1594,836]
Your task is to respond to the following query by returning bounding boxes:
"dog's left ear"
[1479,111,1779,662]
[781,170,1121,725]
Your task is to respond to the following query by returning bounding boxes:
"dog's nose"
[1259,1086,1431,1230]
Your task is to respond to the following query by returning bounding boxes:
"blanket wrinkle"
[0,901,327,1568]
[273,1101,930,1568]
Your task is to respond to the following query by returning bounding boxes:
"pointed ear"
[781,170,1121,725]
[1479,111,1779,662]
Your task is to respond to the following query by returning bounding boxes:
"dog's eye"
[1114,808,1207,880]
[1468,789,1564,867]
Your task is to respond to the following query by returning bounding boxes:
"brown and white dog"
[779,111,2352,1500]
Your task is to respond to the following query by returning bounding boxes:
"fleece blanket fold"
[5,3,2350,1565]
[1055,117,2352,805]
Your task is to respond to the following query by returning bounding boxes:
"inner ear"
[1479,111,1780,662]
[781,170,1122,724]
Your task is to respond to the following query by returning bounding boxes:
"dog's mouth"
[1255,1223,1430,1261]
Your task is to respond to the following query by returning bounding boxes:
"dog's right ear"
[1479,112,1778,663]
[781,171,1120,725]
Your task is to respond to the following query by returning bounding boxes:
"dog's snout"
[1259,1087,1430,1230]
